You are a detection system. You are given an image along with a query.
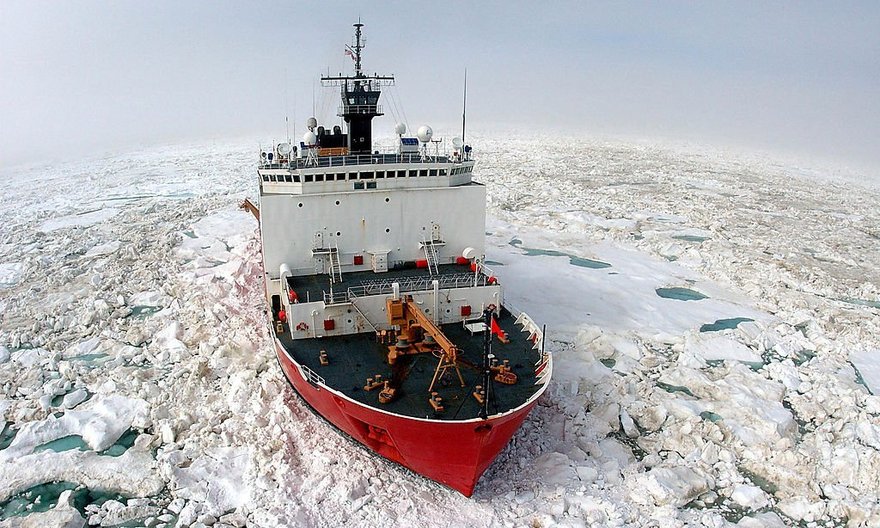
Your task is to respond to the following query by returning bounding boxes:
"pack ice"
[0,135,878,527]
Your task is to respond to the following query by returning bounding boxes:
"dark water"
[700,317,754,332]
[0,482,130,519]
[656,287,708,301]
[508,238,611,269]
[672,235,710,243]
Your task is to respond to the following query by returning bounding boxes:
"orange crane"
[386,296,465,393]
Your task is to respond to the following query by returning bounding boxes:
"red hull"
[275,338,539,496]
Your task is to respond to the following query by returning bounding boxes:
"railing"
[337,104,382,115]
[259,151,474,170]
[299,364,326,386]
[323,290,351,305]
[325,272,489,305]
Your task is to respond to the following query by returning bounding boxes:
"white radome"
[416,125,433,143]
[302,131,317,146]
[452,137,463,149]
[277,143,291,156]
[394,122,407,136]
[306,117,318,129]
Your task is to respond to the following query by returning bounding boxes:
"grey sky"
[2,1,878,172]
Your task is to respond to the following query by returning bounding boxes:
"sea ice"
[1,134,879,526]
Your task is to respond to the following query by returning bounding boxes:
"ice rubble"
[0,134,879,527]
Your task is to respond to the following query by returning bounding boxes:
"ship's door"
[431,222,441,242]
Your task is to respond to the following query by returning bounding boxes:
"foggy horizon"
[2,2,878,175]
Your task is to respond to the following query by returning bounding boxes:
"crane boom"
[386,296,458,356]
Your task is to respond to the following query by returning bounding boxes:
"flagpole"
[480,307,493,420]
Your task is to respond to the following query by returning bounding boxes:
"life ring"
[296,322,309,332]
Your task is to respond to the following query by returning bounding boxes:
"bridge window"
[293,174,301,182]
[315,174,324,182]
[408,170,417,178]
[429,169,437,176]
[262,175,269,182]
[348,172,358,180]
[419,169,428,177]
[354,182,365,190]
[359,172,374,179]
[440,169,448,176]
[376,171,385,178]
[304,174,313,183]
[366,182,377,189]
[397,170,406,178]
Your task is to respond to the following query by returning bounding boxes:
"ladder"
[329,241,343,284]
[422,236,439,276]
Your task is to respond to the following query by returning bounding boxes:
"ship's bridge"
[258,149,475,195]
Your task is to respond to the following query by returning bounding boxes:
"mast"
[321,22,394,154]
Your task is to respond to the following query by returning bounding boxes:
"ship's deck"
[275,308,543,421]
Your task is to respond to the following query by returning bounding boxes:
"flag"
[490,316,502,336]
[345,48,355,61]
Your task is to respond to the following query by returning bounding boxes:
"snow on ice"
[0,134,879,526]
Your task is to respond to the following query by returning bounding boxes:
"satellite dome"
[452,137,463,149]
[394,122,407,135]
[303,131,317,146]
[306,117,318,129]
[277,142,291,155]
[416,125,433,143]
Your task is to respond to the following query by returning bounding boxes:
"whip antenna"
[461,68,468,143]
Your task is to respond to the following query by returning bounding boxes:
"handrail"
[323,272,488,305]
[259,153,474,171]
[299,364,326,386]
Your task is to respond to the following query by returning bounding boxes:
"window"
[429,169,437,177]
[293,174,301,182]
[315,174,324,182]
[348,172,358,180]
[262,175,269,182]
[440,169,448,176]
[366,181,377,189]
[397,170,406,178]
[419,169,428,177]
[376,171,385,178]
[408,170,417,178]
[360,172,373,179]
[284,175,292,182]
[304,175,313,183]
[336,173,345,181]
[354,182,365,190]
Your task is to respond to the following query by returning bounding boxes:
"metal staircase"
[329,242,343,284]
[422,236,440,276]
